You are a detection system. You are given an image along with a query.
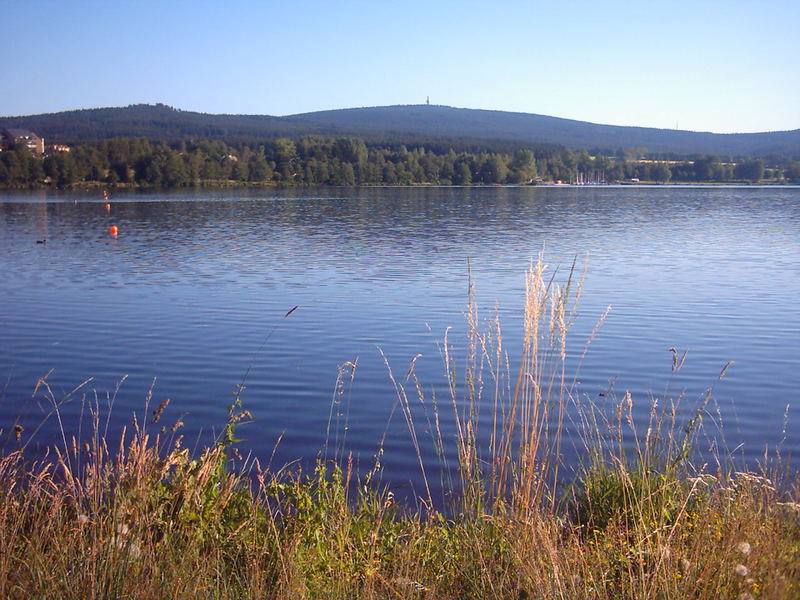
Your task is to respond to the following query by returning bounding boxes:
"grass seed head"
[736,541,752,555]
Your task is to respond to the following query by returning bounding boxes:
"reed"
[0,257,797,599]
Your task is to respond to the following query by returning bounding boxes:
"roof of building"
[2,128,39,139]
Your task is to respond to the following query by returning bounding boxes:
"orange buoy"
[109,225,118,237]
[105,202,111,213]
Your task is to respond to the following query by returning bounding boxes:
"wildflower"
[687,474,718,487]
[736,542,752,555]
[734,564,749,577]
[734,472,775,491]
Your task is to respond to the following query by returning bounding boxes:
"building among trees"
[2,128,44,154]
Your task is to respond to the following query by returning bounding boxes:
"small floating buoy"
[109,225,118,237]
[105,202,111,213]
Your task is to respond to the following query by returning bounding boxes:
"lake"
[1,186,798,499]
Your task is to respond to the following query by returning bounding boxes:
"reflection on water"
[1,186,799,497]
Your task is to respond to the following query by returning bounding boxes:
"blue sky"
[2,0,798,133]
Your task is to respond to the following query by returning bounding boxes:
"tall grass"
[1,256,798,599]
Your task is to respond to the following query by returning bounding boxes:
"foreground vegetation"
[1,259,798,599]
[2,134,799,189]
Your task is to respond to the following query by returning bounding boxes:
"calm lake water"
[1,186,798,498]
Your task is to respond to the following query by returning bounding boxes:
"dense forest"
[3,103,800,157]
[1,135,799,188]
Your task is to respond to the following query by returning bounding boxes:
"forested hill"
[0,104,309,144]
[286,106,800,157]
[2,103,799,157]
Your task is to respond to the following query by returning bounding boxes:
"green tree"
[734,159,764,182]
[3,146,43,185]
[692,155,721,181]
[509,149,537,183]
[382,162,398,184]
[333,137,368,164]
[164,151,189,186]
[46,152,80,186]
[270,138,298,180]
[453,160,472,185]
[230,159,249,182]
[783,162,800,182]
[478,155,508,183]
[651,162,672,183]
[248,154,273,182]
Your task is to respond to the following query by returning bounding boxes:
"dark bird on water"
[36,239,46,244]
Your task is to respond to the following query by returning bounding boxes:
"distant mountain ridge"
[285,105,800,156]
[2,103,798,157]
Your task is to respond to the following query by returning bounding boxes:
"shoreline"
[2,179,798,192]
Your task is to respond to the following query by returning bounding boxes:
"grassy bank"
[1,258,798,599]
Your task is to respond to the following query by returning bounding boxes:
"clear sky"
[2,0,798,133]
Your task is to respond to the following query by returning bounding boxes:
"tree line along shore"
[1,135,799,189]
